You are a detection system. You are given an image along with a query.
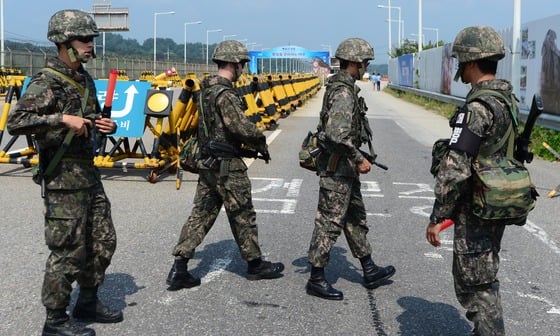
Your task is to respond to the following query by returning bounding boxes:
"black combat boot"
[166,257,201,291]
[360,255,396,289]
[246,258,285,280]
[42,308,95,336]
[305,266,343,300]
[72,286,123,323]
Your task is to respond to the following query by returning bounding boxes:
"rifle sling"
[40,68,89,179]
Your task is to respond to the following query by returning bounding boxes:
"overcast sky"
[3,0,559,64]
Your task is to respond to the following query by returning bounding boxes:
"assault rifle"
[358,149,389,171]
[207,140,270,163]
[514,94,544,164]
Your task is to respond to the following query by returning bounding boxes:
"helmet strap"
[65,42,91,63]
[65,42,78,63]
[353,61,364,80]
[454,63,466,82]
[233,62,244,81]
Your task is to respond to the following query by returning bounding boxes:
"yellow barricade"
[0,70,321,188]
[251,75,280,130]
[266,74,291,117]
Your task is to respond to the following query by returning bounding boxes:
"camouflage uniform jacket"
[7,56,102,189]
[197,75,267,171]
[431,79,514,222]
[317,70,370,177]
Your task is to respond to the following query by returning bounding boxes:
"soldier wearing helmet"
[166,40,284,291]
[305,38,395,300]
[48,9,100,63]
[7,9,120,336]
[212,39,251,82]
[427,26,524,336]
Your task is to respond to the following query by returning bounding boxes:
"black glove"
[256,143,270,163]
[261,149,271,163]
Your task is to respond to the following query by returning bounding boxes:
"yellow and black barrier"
[250,75,280,130]
[0,84,38,167]
[0,71,321,189]
[266,74,292,116]
[0,68,27,96]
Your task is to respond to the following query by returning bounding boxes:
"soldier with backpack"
[305,38,395,301]
[166,40,284,291]
[426,26,537,336]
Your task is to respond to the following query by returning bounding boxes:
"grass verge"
[386,87,560,162]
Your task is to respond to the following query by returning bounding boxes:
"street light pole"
[410,33,425,46]
[223,34,237,41]
[153,11,175,74]
[418,0,423,51]
[206,28,222,71]
[184,20,202,65]
[378,4,401,47]
[423,27,439,46]
[1,0,4,67]
[377,1,393,55]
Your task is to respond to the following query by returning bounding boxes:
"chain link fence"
[2,48,210,79]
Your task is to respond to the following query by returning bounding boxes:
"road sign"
[96,80,151,137]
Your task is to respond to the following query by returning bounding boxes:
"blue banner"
[397,54,414,88]
[248,45,329,74]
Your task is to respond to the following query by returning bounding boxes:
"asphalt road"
[1,80,559,335]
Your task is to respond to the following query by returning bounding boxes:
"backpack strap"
[467,89,518,158]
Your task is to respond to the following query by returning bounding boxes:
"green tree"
[390,39,444,57]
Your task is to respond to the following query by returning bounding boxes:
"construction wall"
[387,14,560,131]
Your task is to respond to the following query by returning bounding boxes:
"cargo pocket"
[44,194,82,249]
[223,171,252,213]
[454,237,499,287]
[318,177,350,216]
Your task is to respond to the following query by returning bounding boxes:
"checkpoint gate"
[0,71,321,189]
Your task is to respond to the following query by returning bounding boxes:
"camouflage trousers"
[453,211,506,336]
[308,176,372,267]
[173,169,262,261]
[42,184,117,310]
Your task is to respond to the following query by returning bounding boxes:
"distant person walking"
[369,72,377,90]
[375,73,382,91]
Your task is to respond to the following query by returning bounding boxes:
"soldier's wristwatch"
[429,213,445,225]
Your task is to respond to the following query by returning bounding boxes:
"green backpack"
[298,131,321,172]
[468,90,536,222]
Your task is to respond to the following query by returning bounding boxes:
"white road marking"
[202,258,232,284]
[424,252,444,259]
[523,219,560,255]
[517,292,560,315]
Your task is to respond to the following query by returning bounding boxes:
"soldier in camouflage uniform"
[166,40,284,291]
[306,38,395,301]
[7,10,122,336]
[426,26,517,336]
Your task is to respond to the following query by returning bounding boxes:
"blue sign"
[398,54,414,88]
[21,77,150,138]
[95,80,151,138]
[248,45,329,74]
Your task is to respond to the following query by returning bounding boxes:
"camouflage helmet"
[47,9,99,44]
[452,26,505,63]
[335,38,375,62]
[212,40,250,64]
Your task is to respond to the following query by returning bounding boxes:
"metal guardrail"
[387,83,560,131]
